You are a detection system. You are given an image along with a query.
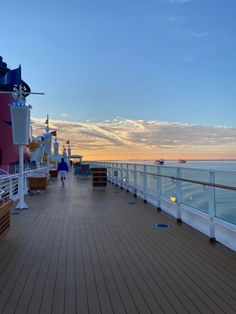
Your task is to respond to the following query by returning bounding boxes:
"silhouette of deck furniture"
[28,176,49,192]
[74,164,91,176]
[0,199,13,239]
[92,168,107,189]
[49,169,58,178]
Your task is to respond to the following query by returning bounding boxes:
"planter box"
[28,176,49,191]
[0,200,13,239]
[49,169,58,178]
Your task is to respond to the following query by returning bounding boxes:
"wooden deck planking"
[0,196,55,313]
[110,209,227,313]
[113,204,235,313]
[129,208,236,312]
[0,174,235,313]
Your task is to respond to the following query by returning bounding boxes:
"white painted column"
[126,164,129,192]
[16,145,28,209]
[134,164,137,197]
[208,170,216,242]
[156,166,161,211]
[120,163,123,189]
[176,168,182,223]
[143,165,147,203]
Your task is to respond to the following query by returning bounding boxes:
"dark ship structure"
[0,56,30,172]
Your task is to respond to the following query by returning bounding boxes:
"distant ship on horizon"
[155,159,164,165]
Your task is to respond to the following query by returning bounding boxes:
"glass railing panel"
[214,188,236,224]
[127,164,135,186]
[136,165,144,187]
[147,174,157,193]
[128,164,134,171]
[146,166,157,193]
[181,169,209,213]
[121,165,128,186]
[215,172,236,224]
[127,170,134,186]
[159,167,177,199]
[181,182,209,213]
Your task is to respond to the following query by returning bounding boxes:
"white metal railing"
[0,166,48,202]
[90,161,236,252]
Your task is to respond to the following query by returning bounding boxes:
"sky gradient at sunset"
[32,117,236,160]
[1,0,236,160]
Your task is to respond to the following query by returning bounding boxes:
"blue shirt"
[57,161,68,171]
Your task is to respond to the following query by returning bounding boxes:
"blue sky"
[1,0,236,127]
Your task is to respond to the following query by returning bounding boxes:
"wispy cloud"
[154,16,184,23]
[189,31,212,38]
[167,16,184,22]
[184,55,194,63]
[165,0,192,4]
[60,113,71,118]
[31,117,236,160]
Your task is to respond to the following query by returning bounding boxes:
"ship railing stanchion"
[109,163,112,182]
[112,163,115,184]
[209,170,216,243]
[9,178,13,200]
[176,168,182,223]
[112,162,116,184]
[114,164,118,186]
[24,171,28,195]
[120,163,123,189]
[126,163,129,192]
[143,165,147,203]
[156,166,161,211]
[134,164,137,198]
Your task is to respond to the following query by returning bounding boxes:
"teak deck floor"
[0,173,236,314]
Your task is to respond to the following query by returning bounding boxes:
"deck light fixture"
[170,194,177,202]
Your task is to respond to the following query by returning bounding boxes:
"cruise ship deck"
[0,173,236,314]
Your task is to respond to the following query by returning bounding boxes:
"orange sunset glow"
[32,118,236,161]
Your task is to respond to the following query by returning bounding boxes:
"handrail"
[95,160,236,174]
[104,165,236,192]
[0,166,49,202]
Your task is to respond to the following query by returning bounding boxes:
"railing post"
[134,164,137,197]
[115,164,118,187]
[107,163,110,182]
[24,173,28,195]
[126,164,129,192]
[109,163,112,182]
[9,178,13,200]
[156,166,161,211]
[209,171,216,243]
[143,165,147,203]
[111,163,114,184]
[120,163,123,189]
[176,168,182,223]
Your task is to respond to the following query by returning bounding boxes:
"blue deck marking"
[154,223,171,229]
[128,201,136,205]
[11,211,22,216]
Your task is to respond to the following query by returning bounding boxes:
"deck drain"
[154,223,171,229]
[11,211,22,216]
[128,201,136,205]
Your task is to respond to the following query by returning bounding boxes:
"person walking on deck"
[57,158,68,185]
